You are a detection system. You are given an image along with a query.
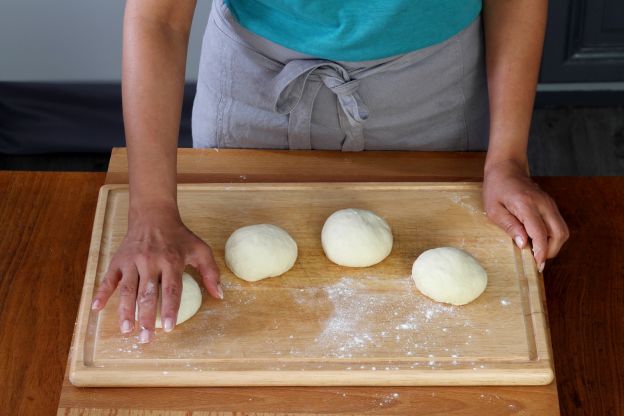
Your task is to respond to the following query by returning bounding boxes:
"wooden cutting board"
[69,182,554,387]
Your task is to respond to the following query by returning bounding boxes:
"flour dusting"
[315,276,474,364]
[449,193,486,216]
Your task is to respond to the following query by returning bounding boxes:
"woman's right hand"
[107,0,204,343]
[90,204,222,343]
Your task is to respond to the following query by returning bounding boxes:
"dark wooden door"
[540,0,624,82]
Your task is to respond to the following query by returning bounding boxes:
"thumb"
[486,203,529,249]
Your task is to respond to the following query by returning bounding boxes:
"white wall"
[0,0,212,82]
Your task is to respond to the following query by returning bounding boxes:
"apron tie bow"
[271,60,368,151]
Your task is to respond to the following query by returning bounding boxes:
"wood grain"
[0,172,105,415]
[0,154,612,414]
[105,148,487,184]
[56,385,557,415]
[55,149,559,414]
[70,183,553,387]
[23,148,624,414]
[536,177,624,416]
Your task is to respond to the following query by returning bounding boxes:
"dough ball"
[321,208,393,267]
[225,224,298,282]
[411,247,487,306]
[134,272,202,328]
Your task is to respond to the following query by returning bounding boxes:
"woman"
[91,0,569,344]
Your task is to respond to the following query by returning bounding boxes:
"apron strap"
[270,60,369,151]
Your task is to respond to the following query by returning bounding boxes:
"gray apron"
[192,0,490,151]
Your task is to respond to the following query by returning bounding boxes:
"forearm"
[482,0,547,174]
[122,8,192,219]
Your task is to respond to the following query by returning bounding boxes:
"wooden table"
[1,149,622,415]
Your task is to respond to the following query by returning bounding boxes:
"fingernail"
[217,283,224,300]
[139,328,151,344]
[121,319,133,333]
[91,299,101,310]
[163,318,174,332]
[538,262,546,273]
[514,236,524,249]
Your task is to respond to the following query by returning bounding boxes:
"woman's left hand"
[482,159,569,272]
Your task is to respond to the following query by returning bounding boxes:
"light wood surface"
[69,183,553,387]
[53,149,560,414]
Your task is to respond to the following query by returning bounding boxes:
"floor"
[528,106,624,175]
[1,107,622,175]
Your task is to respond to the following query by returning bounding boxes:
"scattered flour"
[316,276,473,365]
[98,275,512,372]
[377,392,400,407]
[449,193,487,216]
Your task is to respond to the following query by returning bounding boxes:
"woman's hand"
[90,204,221,343]
[481,0,566,270]
[105,0,203,343]
[483,159,569,272]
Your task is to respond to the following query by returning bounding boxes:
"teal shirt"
[224,0,482,61]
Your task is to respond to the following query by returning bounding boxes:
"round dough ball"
[225,224,298,282]
[321,208,393,267]
[411,247,487,306]
[134,272,202,328]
